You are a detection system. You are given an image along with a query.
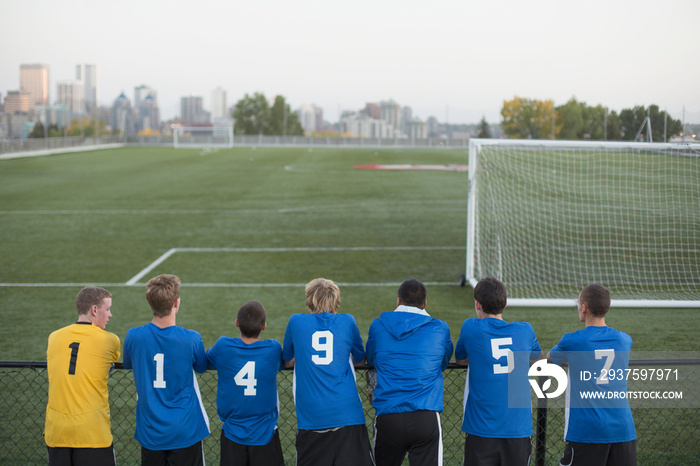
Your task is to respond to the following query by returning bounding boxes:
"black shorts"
[141,440,204,466]
[464,433,532,466]
[47,444,116,466]
[220,429,285,466]
[560,440,637,466]
[296,424,374,466]
[373,410,442,466]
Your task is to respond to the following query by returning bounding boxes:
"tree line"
[232,92,304,136]
[500,96,682,141]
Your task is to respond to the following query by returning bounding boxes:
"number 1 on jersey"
[153,353,166,388]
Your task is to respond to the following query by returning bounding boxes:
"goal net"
[466,139,700,307]
[173,125,234,149]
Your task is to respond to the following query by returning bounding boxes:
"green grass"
[1,146,698,465]
[1,145,698,357]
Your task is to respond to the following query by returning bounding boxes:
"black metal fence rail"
[1,360,697,465]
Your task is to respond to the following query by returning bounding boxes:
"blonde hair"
[305,278,340,314]
[146,274,180,318]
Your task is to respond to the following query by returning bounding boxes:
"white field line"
[125,248,178,285]
[0,246,465,288]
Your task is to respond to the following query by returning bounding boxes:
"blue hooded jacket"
[366,307,453,416]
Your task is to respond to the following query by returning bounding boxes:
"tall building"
[111,92,131,134]
[134,85,157,110]
[381,100,402,134]
[138,94,160,132]
[210,87,227,122]
[76,64,98,111]
[362,103,381,119]
[297,104,323,135]
[180,95,209,125]
[20,64,50,106]
[56,81,85,116]
[4,90,33,114]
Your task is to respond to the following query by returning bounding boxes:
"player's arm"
[546,349,568,366]
[283,358,295,368]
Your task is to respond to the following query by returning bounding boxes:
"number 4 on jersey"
[235,361,257,396]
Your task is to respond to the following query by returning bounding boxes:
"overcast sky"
[2,0,699,124]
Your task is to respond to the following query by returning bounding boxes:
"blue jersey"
[455,318,541,438]
[123,323,210,450]
[366,306,453,416]
[206,337,283,446]
[549,326,636,443]
[282,312,366,430]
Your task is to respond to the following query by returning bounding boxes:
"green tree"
[477,116,491,138]
[269,95,303,136]
[233,92,270,135]
[555,98,584,140]
[501,97,554,139]
[28,121,45,138]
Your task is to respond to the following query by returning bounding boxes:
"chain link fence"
[1,361,697,465]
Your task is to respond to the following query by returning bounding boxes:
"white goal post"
[465,139,700,308]
[173,125,234,149]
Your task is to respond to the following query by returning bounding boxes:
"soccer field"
[1,145,699,465]
[0,145,698,359]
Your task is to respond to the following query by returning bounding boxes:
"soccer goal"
[465,139,700,307]
[173,125,234,149]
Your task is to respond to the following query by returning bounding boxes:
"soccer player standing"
[282,278,374,466]
[366,279,453,466]
[455,277,543,466]
[45,287,121,466]
[547,284,636,466]
[206,300,285,466]
[123,274,210,465]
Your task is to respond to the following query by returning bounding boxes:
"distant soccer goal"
[465,139,700,307]
[173,125,234,149]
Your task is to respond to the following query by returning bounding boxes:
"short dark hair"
[398,279,426,308]
[237,301,267,338]
[579,284,610,317]
[75,287,112,315]
[473,277,507,315]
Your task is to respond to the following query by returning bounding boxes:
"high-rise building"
[363,103,381,119]
[134,85,157,110]
[211,87,227,122]
[4,90,33,114]
[111,92,131,134]
[381,100,402,134]
[20,64,50,106]
[56,81,85,116]
[297,104,324,135]
[180,95,209,125]
[76,64,98,111]
[138,94,160,132]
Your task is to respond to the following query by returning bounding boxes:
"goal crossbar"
[466,139,700,308]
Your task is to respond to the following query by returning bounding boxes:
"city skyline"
[2,0,700,124]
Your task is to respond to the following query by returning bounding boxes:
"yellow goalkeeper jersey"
[44,322,121,448]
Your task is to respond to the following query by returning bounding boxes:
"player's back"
[282,312,366,430]
[207,337,282,445]
[550,326,635,443]
[123,322,209,450]
[45,323,120,447]
[456,318,541,438]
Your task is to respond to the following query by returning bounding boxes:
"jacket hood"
[378,310,433,340]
